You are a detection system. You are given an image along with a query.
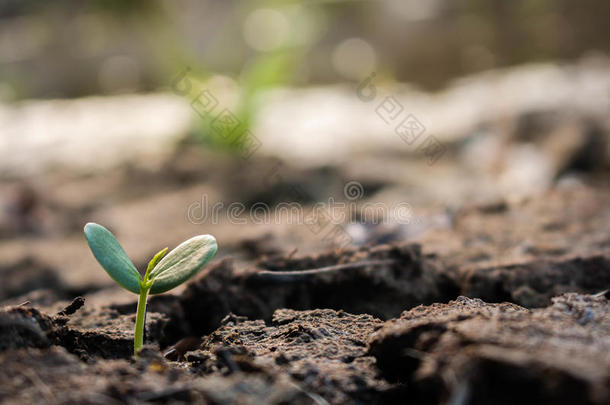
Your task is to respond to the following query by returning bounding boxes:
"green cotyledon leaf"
[149,235,217,294]
[84,222,141,294]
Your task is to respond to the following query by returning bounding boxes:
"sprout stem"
[134,285,150,357]
[134,248,166,357]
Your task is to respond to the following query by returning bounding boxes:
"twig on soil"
[56,297,85,317]
[253,259,395,282]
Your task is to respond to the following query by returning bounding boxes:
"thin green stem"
[134,285,150,357]
[134,248,166,357]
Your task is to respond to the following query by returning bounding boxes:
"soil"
[0,147,609,404]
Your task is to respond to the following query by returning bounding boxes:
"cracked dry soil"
[0,185,609,404]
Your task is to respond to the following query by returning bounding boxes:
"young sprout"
[83,222,217,357]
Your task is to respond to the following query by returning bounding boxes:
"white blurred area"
[1,57,609,200]
[0,94,192,175]
[257,57,610,163]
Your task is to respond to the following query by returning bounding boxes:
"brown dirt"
[0,152,609,404]
[369,293,610,405]
[1,291,608,404]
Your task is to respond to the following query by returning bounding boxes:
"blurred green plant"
[83,222,217,357]
[194,49,299,153]
[179,1,314,155]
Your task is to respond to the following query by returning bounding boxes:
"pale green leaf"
[84,222,141,294]
[146,247,168,275]
[149,235,217,294]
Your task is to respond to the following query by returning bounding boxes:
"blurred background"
[0,0,609,304]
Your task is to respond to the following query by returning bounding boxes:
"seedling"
[83,222,217,357]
